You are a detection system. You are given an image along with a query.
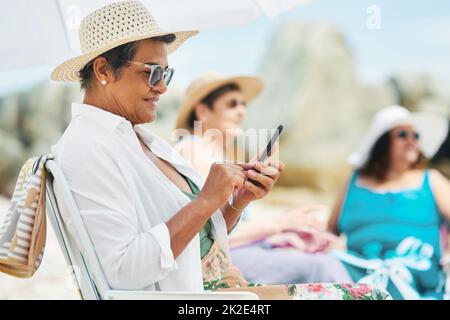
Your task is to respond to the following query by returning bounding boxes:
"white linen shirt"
[51,102,232,292]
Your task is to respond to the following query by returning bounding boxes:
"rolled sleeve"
[148,223,178,271]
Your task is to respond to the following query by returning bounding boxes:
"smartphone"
[257,125,284,162]
[230,125,284,206]
[243,124,283,188]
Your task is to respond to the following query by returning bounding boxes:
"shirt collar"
[134,124,181,164]
[71,102,129,131]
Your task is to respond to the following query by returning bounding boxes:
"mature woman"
[328,105,450,299]
[50,0,280,292]
[50,1,388,300]
[173,72,360,286]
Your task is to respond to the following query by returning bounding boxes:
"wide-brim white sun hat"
[349,105,449,168]
[175,72,264,130]
[51,1,198,82]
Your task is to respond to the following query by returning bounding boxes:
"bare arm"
[327,176,351,235]
[166,197,216,258]
[429,169,450,221]
[229,218,280,248]
[220,199,247,232]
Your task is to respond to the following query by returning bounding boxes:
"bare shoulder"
[355,172,378,188]
[428,168,450,191]
[336,173,354,202]
[343,173,353,186]
[429,168,448,182]
[328,173,353,234]
[428,169,450,219]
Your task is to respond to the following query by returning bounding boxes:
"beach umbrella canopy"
[0,0,312,71]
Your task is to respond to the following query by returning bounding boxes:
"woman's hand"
[277,206,328,233]
[232,160,285,209]
[265,207,347,253]
[198,162,247,211]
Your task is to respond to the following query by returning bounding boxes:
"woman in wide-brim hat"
[50,0,284,293]
[174,72,264,177]
[328,105,450,299]
[175,72,263,131]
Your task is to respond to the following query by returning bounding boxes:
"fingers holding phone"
[247,161,280,187]
[235,161,283,203]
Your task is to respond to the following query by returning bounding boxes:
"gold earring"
[101,80,107,85]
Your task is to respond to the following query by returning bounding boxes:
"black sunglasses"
[397,130,420,141]
[128,61,175,87]
[227,98,246,108]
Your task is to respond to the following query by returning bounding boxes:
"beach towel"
[0,154,54,278]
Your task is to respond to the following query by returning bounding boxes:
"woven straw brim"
[51,30,198,82]
[175,76,264,130]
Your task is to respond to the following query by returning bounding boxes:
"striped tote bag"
[0,154,54,278]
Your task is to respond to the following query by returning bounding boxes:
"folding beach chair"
[44,159,258,300]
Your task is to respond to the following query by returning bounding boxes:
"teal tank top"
[338,170,444,298]
[339,170,442,259]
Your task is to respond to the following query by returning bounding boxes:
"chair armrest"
[105,290,259,300]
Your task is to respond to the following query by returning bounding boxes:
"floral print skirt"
[201,242,392,300]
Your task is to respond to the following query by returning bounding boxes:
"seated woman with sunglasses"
[51,2,283,295]
[172,72,394,299]
[328,105,450,299]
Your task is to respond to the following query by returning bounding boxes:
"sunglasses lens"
[149,66,164,86]
[229,99,246,108]
[164,68,174,86]
[397,130,420,140]
[398,131,408,139]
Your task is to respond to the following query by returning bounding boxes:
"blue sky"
[1,0,449,95]
[168,0,450,87]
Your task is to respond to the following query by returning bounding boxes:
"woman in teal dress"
[328,105,450,299]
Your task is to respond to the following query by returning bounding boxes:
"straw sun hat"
[349,105,449,168]
[51,1,198,81]
[175,72,264,130]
